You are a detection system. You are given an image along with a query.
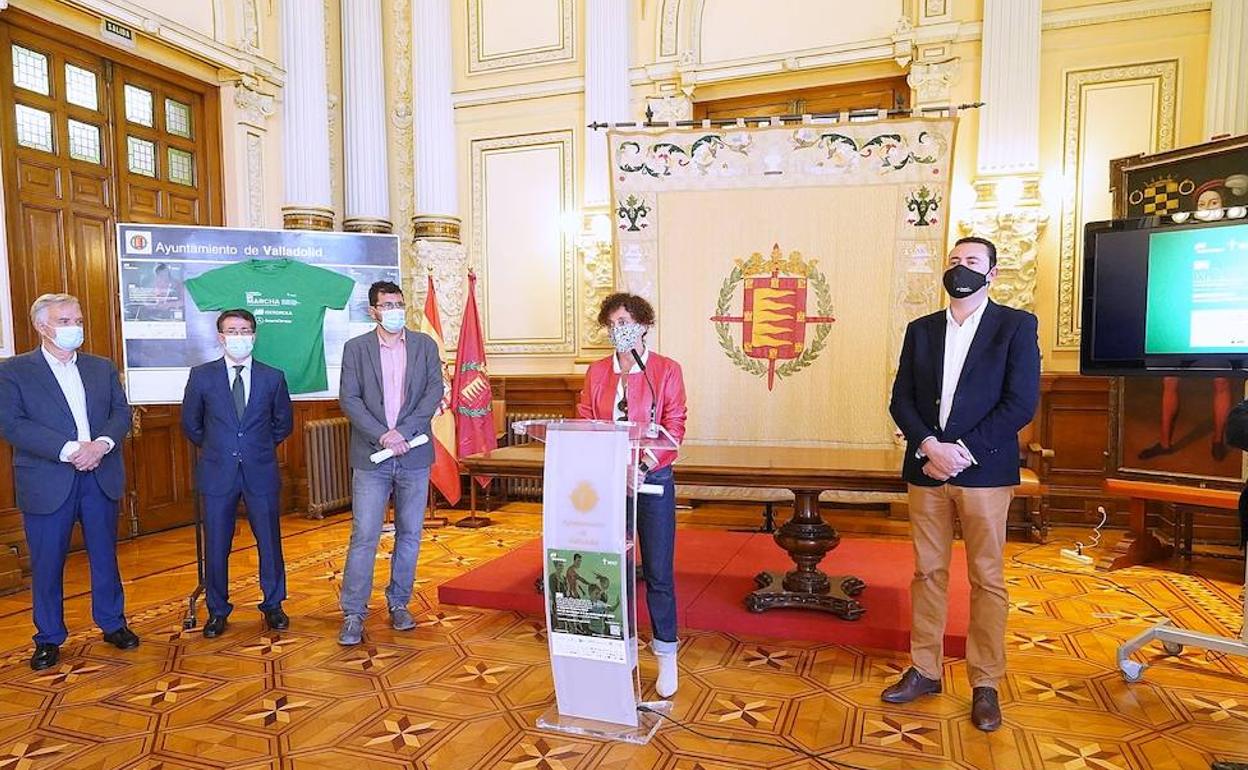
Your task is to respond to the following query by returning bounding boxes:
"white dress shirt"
[226,355,253,407]
[611,347,649,422]
[42,346,114,462]
[917,299,988,464]
[612,348,658,467]
[939,298,988,430]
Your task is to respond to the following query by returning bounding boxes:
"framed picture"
[1107,134,1248,484]
[1112,376,1246,484]
[1110,133,1248,219]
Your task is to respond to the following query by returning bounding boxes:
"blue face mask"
[51,325,84,352]
[224,335,254,360]
[380,308,406,333]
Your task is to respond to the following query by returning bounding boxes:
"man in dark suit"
[0,293,138,670]
[181,309,294,638]
[884,237,1041,731]
[336,281,442,646]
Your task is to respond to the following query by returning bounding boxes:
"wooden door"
[0,25,121,556]
[108,62,220,534]
[0,13,222,547]
[0,26,116,358]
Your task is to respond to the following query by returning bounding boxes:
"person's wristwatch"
[637,461,651,475]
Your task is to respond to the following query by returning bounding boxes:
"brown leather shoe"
[881,667,942,704]
[972,686,1002,731]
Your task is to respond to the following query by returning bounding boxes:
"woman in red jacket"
[577,292,687,698]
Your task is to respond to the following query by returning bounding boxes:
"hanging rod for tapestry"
[588,101,984,130]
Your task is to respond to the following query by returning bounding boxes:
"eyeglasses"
[616,397,628,420]
[374,302,405,311]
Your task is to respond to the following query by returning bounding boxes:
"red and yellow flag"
[452,271,497,486]
[419,275,461,505]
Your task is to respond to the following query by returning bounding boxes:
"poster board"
[116,223,400,404]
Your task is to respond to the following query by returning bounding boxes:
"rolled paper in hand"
[369,433,430,463]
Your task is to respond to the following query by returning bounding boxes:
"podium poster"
[116,223,400,403]
[546,548,626,663]
[542,425,638,727]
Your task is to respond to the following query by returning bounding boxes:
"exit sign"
[101,18,137,48]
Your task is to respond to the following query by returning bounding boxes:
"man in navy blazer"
[883,237,1041,732]
[0,293,137,670]
[181,309,293,638]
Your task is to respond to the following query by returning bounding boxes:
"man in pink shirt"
[336,281,445,646]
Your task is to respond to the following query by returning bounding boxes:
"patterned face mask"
[608,322,645,353]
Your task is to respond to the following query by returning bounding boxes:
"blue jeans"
[635,465,678,653]
[339,460,429,617]
[23,471,126,644]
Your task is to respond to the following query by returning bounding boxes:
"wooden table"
[463,443,907,620]
[1098,478,1239,571]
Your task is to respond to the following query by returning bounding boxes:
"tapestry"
[609,118,957,448]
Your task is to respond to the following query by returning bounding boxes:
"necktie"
[232,365,246,420]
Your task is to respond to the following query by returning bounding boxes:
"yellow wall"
[0,0,1221,378]
[433,0,1215,375]
[1035,11,1210,371]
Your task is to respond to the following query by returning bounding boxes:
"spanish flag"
[420,274,461,505]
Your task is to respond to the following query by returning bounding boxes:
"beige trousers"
[907,483,1013,689]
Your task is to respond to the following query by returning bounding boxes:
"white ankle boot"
[655,650,678,698]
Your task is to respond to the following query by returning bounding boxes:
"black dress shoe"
[972,686,1002,732]
[30,643,59,671]
[1138,442,1174,460]
[202,615,228,639]
[264,609,289,631]
[102,626,140,650]
[881,667,942,704]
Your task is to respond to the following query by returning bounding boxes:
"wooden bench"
[1097,478,1239,571]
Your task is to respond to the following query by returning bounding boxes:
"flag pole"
[451,268,498,528]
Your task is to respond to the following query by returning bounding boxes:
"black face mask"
[942,264,988,298]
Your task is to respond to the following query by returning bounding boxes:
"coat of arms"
[710,244,835,391]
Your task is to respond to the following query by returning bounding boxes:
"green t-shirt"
[186,259,354,393]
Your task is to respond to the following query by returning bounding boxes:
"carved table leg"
[746,489,866,620]
[1096,497,1173,571]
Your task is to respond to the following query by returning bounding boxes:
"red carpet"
[438,531,969,655]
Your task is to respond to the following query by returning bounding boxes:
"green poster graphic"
[185,259,354,393]
[546,549,625,644]
[1145,225,1248,355]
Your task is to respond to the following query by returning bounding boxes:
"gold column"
[958,176,1049,312]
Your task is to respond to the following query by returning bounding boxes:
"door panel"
[0,14,223,561]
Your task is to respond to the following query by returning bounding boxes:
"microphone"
[631,349,659,438]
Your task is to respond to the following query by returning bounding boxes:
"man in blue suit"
[181,309,293,638]
[0,293,137,670]
[883,237,1041,732]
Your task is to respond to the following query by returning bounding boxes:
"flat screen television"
[1081,216,1248,376]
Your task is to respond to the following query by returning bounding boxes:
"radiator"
[504,412,560,501]
[304,417,352,518]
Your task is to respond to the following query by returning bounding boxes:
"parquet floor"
[0,503,1246,769]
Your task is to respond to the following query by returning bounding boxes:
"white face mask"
[224,335,254,360]
[608,322,646,353]
[380,308,406,333]
[50,325,84,352]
